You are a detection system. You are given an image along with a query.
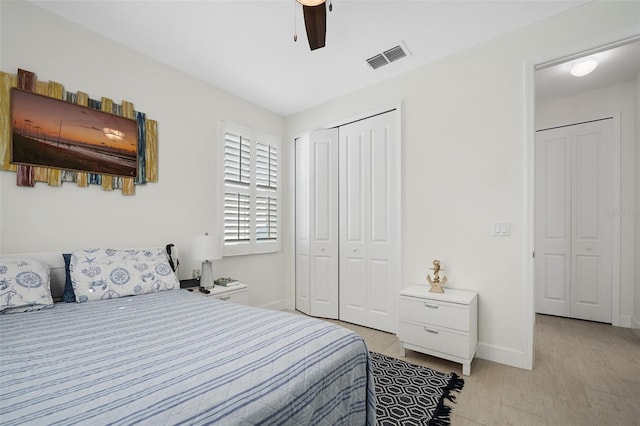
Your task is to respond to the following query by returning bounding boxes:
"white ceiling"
[31,0,626,117]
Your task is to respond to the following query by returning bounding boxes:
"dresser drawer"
[399,321,471,359]
[399,296,470,332]
[195,284,250,306]
[215,290,248,305]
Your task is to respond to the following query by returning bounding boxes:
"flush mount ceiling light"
[570,59,598,77]
[296,0,324,5]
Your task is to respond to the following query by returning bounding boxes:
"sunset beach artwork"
[10,88,138,177]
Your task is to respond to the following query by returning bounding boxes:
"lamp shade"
[192,233,222,261]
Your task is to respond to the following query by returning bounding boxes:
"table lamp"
[192,232,222,289]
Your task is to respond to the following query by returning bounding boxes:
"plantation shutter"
[221,121,281,256]
[224,132,251,186]
[224,192,250,242]
[224,130,251,245]
[256,142,278,242]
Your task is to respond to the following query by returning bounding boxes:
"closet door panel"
[541,254,568,302]
[295,135,311,315]
[340,257,366,324]
[343,133,365,243]
[570,121,612,323]
[535,132,571,317]
[365,113,398,333]
[295,254,310,313]
[574,255,599,304]
[340,128,367,325]
[368,258,393,331]
[295,129,339,319]
[369,132,390,243]
[339,110,399,333]
[313,142,333,242]
[310,254,338,318]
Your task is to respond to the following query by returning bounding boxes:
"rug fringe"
[428,373,465,426]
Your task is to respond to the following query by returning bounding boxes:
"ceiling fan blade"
[303,4,326,50]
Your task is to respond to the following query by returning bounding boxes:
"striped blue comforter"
[0,290,375,425]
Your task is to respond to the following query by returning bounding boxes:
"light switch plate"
[493,222,511,236]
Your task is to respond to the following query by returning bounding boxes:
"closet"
[295,110,400,333]
[534,118,614,323]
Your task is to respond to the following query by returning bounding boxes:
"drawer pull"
[219,296,231,301]
[424,328,439,334]
[424,303,439,309]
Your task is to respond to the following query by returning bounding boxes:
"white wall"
[285,1,640,368]
[536,80,636,326]
[0,1,287,308]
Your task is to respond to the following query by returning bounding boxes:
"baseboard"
[259,298,293,311]
[476,342,529,370]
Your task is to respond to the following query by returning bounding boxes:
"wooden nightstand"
[398,285,478,375]
[183,281,249,306]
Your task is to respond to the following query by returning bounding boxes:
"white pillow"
[70,248,179,303]
[0,258,54,313]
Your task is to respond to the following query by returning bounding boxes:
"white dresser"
[398,285,478,375]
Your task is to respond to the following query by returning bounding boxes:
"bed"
[0,250,375,425]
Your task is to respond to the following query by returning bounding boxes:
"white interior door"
[295,135,311,315]
[535,128,571,317]
[295,129,339,318]
[535,119,613,323]
[570,121,613,322]
[339,110,399,333]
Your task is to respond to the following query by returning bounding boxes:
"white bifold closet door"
[295,110,400,333]
[339,111,400,333]
[295,129,339,318]
[535,118,613,323]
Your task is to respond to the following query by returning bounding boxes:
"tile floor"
[325,314,640,426]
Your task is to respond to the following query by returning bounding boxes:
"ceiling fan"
[295,0,333,51]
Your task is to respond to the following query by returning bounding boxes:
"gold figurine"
[427,259,447,293]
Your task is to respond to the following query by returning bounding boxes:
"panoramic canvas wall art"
[10,88,138,178]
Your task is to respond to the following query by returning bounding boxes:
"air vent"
[365,42,410,70]
[383,45,407,63]
[366,54,389,70]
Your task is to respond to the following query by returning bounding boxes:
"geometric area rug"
[370,352,465,426]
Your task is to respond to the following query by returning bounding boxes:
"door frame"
[523,36,633,370]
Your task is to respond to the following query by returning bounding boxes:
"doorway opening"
[529,35,639,367]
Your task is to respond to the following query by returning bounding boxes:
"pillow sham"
[70,248,179,303]
[0,258,54,313]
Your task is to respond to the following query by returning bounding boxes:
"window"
[222,121,280,256]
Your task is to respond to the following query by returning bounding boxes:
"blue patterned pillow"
[62,253,76,303]
[70,248,179,303]
[0,258,54,313]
